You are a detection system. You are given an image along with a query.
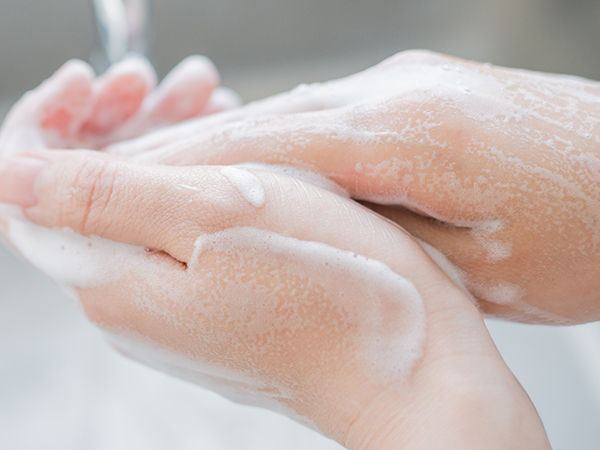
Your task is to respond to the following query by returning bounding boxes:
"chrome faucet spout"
[91,0,153,70]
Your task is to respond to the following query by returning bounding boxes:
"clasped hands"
[2,50,598,449]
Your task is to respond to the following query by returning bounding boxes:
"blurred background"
[1,0,599,449]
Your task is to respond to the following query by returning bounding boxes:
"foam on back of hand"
[102,226,426,429]
[7,217,144,288]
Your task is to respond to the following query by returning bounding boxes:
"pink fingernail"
[0,156,48,208]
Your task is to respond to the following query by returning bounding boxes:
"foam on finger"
[6,217,147,288]
[0,60,95,155]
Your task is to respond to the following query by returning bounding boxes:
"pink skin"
[96,50,600,325]
[0,54,240,269]
[79,58,157,137]
[0,149,550,449]
[0,55,240,155]
[147,55,220,123]
[0,52,553,448]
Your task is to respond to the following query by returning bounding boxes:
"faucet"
[91,0,154,71]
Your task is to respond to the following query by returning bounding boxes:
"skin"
[0,55,239,153]
[103,50,600,324]
[0,50,585,447]
[4,52,598,324]
[0,150,550,449]
[0,55,239,236]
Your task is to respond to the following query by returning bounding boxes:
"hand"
[0,55,240,156]
[0,54,239,239]
[0,149,550,449]
[109,50,600,324]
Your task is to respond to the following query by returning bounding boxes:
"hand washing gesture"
[109,50,600,324]
[0,148,549,449]
[0,52,554,448]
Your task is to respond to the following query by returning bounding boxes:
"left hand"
[0,55,239,155]
[0,54,239,237]
[0,149,550,449]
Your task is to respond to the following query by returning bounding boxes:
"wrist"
[343,377,551,450]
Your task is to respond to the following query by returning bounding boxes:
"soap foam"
[236,162,350,197]
[7,217,145,288]
[219,166,265,208]
[416,238,473,301]
[120,52,600,265]
[469,280,524,305]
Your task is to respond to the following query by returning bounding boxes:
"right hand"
[108,50,600,324]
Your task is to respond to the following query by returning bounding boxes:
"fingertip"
[34,59,95,113]
[36,62,95,142]
[145,55,221,123]
[201,87,243,115]
[157,55,220,99]
[170,55,220,86]
[0,155,48,209]
[103,55,158,90]
[39,59,95,102]
[52,59,96,84]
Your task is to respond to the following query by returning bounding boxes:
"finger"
[145,55,220,125]
[79,56,157,138]
[75,247,185,328]
[95,56,223,148]
[0,149,471,313]
[199,87,242,115]
[365,203,487,265]
[0,150,264,262]
[104,77,343,157]
[0,60,95,155]
[0,146,485,347]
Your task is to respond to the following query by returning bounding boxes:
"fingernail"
[0,157,48,208]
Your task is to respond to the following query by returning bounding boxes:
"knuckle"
[59,158,119,234]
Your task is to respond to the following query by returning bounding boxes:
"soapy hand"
[108,50,600,324]
[0,54,239,239]
[0,55,240,156]
[0,149,549,449]
[6,51,598,324]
